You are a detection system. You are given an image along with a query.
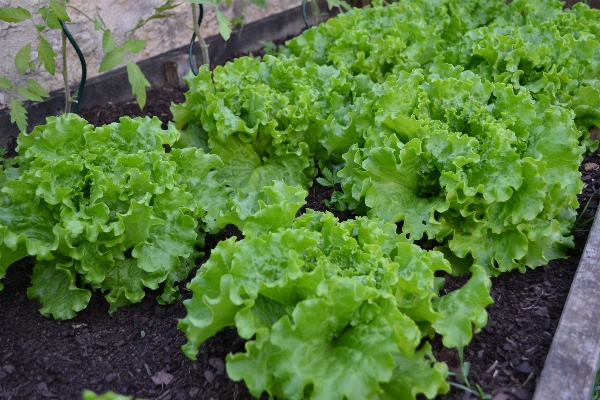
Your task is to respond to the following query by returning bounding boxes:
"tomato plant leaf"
[0,6,31,23]
[38,37,57,75]
[99,47,124,72]
[17,86,43,102]
[123,38,146,54]
[126,61,150,109]
[249,0,267,9]
[0,77,12,90]
[38,6,62,29]
[102,30,117,53]
[26,79,50,98]
[48,0,70,22]
[215,10,231,40]
[8,99,27,131]
[14,43,31,73]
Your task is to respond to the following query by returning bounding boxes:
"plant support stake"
[302,0,310,29]
[190,4,209,75]
[59,20,87,114]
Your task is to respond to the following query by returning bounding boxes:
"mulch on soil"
[0,83,598,400]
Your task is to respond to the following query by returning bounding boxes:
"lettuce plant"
[179,183,493,400]
[442,0,600,139]
[285,0,504,80]
[170,54,359,194]
[331,67,586,275]
[0,114,227,318]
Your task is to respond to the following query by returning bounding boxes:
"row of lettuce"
[1,0,599,399]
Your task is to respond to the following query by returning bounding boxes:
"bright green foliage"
[169,1,599,397]
[332,68,585,275]
[0,114,226,318]
[82,390,140,400]
[180,187,493,400]
[170,55,358,193]
[216,181,307,237]
[126,61,151,109]
[284,0,600,154]
[0,6,31,22]
[285,0,504,81]
[442,0,600,140]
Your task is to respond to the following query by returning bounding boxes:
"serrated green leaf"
[26,79,50,98]
[0,6,31,23]
[325,0,351,11]
[99,47,124,72]
[0,77,12,90]
[215,10,231,41]
[48,0,70,22]
[9,99,27,132]
[322,167,333,182]
[102,30,117,53]
[15,43,31,73]
[38,37,57,75]
[38,6,61,29]
[155,0,178,12]
[35,24,45,33]
[316,177,332,187]
[17,86,43,102]
[93,18,103,30]
[126,61,150,109]
[249,0,267,9]
[123,38,146,54]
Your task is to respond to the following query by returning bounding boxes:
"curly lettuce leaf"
[217,181,307,237]
[27,259,91,320]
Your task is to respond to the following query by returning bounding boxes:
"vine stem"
[60,0,71,113]
[192,4,210,67]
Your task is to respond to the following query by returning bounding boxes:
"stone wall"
[0,0,300,108]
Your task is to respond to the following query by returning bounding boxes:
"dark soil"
[0,83,598,400]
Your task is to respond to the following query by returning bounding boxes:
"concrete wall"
[0,0,300,108]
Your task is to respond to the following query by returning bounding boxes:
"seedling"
[447,347,492,399]
[316,166,342,187]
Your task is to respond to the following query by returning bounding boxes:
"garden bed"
[0,83,598,400]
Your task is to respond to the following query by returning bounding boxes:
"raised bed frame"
[0,2,599,398]
[533,211,600,400]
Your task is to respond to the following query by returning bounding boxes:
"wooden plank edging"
[533,208,600,400]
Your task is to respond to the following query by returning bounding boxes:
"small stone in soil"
[2,365,14,374]
[105,372,119,382]
[204,370,215,383]
[37,382,57,398]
